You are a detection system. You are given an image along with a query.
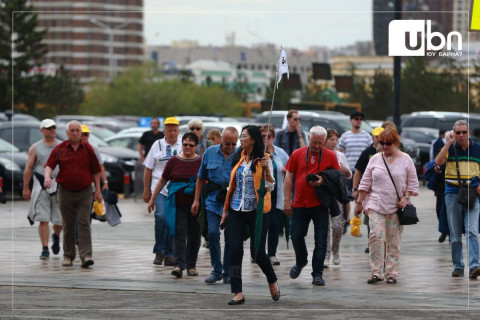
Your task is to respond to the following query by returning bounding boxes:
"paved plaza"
[1,186,479,319]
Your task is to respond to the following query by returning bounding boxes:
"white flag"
[276,48,289,88]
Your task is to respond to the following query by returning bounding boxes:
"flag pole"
[264,71,278,155]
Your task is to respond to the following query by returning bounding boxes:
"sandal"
[387,277,397,284]
[367,275,384,284]
[187,268,198,276]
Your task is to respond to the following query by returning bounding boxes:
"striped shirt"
[444,139,480,187]
[338,130,372,170]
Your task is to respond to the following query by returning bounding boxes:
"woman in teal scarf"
[148,132,202,278]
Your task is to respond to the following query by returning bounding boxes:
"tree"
[81,63,242,117]
[264,76,293,110]
[367,69,393,120]
[0,0,48,111]
[34,65,84,118]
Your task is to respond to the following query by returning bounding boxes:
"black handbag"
[454,147,478,209]
[382,154,419,225]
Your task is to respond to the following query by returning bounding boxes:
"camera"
[306,174,319,182]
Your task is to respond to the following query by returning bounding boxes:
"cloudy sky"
[143,0,373,49]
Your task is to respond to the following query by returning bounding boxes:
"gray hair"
[188,118,204,131]
[309,126,327,138]
[221,126,239,137]
[453,119,469,130]
[66,120,81,130]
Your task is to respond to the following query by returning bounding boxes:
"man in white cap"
[143,116,182,266]
[23,119,62,260]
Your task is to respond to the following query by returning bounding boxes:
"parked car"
[0,138,27,196]
[254,110,373,134]
[0,112,40,123]
[401,111,480,132]
[0,122,139,194]
[83,125,116,140]
[106,131,145,151]
[175,115,238,126]
[401,127,439,169]
[179,122,252,146]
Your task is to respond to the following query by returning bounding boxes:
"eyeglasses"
[190,127,202,131]
[82,133,90,137]
[182,143,196,148]
[353,117,363,121]
[293,117,301,121]
[261,134,274,139]
[223,142,236,146]
[45,126,56,130]
[455,130,468,135]
[239,135,248,140]
[379,141,393,146]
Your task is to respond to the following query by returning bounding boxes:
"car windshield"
[0,138,19,152]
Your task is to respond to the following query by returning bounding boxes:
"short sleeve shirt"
[338,130,372,170]
[284,146,340,208]
[143,138,182,195]
[139,131,165,157]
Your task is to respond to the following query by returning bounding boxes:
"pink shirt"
[358,152,419,215]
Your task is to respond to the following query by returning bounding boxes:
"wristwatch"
[404,194,410,200]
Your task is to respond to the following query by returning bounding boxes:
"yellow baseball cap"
[372,127,384,137]
[81,124,91,133]
[164,117,179,125]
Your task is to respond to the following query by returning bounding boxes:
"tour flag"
[276,48,289,88]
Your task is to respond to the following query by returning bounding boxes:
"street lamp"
[89,17,131,81]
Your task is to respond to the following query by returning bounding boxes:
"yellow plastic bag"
[93,200,106,216]
[350,215,362,237]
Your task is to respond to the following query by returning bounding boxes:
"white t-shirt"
[143,137,182,196]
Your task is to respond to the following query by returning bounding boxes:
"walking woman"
[148,132,202,278]
[188,118,208,156]
[260,124,289,266]
[354,128,418,284]
[323,129,352,267]
[221,125,280,305]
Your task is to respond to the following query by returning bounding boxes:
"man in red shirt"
[44,120,102,268]
[284,126,340,286]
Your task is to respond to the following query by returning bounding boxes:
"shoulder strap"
[158,140,162,152]
[382,153,401,201]
[453,144,463,185]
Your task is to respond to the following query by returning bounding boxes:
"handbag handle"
[381,153,401,202]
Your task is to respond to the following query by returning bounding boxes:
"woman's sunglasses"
[379,141,393,146]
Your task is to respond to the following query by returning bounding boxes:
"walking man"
[284,126,340,286]
[274,109,306,156]
[143,117,182,266]
[23,119,62,260]
[435,120,480,279]
[138,118,164,161]
[191,126,239,284]
[44,120,102,268]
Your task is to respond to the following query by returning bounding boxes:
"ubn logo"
[388,20,462,56]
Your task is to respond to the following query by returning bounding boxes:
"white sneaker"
[333,252,340,265]
[62,257,73,266]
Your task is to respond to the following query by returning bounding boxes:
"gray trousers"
[58,185,93,261]
[173,206,201,270]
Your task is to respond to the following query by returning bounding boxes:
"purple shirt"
[358,152,419,214]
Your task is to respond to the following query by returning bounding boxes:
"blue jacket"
[165,176,196,236]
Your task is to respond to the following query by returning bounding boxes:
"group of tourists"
[22,111,480,305]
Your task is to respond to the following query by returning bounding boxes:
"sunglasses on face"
[82,133,90,137]
[261,134,274,139]
[182,143,196,148]
[353,117,363,121]
[293,117,301,121]
[190,127,202,131]
[45,126,56,130]
[455,130,468,135]
[379,141,393,146]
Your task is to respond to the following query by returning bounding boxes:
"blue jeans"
[291,205,329,277]
[444,193,480,272]
[153,194,173,257]
[207,209,230,276]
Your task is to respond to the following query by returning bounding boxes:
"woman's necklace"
[386,155,393,160]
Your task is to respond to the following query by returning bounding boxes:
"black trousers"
[173,206,201,270]
[228,208,277,294]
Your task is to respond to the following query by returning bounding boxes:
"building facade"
[30,0,144,83]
